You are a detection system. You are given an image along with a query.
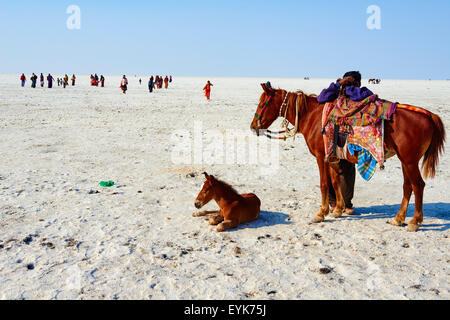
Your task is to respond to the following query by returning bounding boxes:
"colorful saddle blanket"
[324,94,397,129]
[322,95,398,181]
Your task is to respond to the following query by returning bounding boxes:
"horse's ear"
[203,172,210,180]
[261,82,274,95]
[260,83,268,93]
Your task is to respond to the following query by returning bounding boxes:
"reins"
[262,91,306,141]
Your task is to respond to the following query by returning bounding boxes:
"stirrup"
[326,154,340,165]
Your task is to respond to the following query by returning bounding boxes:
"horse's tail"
[422,113,446,179]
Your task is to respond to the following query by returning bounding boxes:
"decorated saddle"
[322,94,398,181]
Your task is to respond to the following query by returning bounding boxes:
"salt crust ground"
[0,75,448,300]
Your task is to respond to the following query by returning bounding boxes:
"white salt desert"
[0,75,448,299]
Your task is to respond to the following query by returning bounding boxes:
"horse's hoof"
[312,215,325,223]
[388,218,404,227]
[332,212,343,219]
[345,208,355,215]
[406,224,419,232]
[332,209,344,219]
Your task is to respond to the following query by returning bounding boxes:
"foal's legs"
[390,165,412,226]
[193,210,220,217]
[312,158,331,223]
[216,219,239,232]
[209,215,224,226]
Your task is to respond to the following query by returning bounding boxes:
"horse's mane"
[211,177,241,200]
[294,90,317,99]
[259,88,321,117]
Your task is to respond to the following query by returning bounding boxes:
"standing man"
[31,73,38,88]
[148,76,154,93]
[20,74,26,87]
[317,71,374,214]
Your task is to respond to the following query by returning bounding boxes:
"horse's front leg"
[312,157,331,223]
[329,164,346,218]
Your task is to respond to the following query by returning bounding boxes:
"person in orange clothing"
[203,81,213,100]
[164,76,169,89]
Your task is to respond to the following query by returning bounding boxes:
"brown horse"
[194,173,261,232]
[250,83,445,232]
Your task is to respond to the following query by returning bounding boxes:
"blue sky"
[1,0,449,79]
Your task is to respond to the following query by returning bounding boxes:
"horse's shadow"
[342,202,450,232]
[232,210,292,232]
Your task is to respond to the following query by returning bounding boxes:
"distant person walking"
[20,73,26,87]
[47,74,54,88]
[93,74,99,86]
[203,81,213,100]
[31,73,38,88]
[157,76,163,89]
[120,75,128,94]
[164,76,169,89]
[40,73,45,87]
[71,74,76,86]
[63,74,69,88]
[100,75,105,87]
[169,75,172,83]
[148,76,154,93]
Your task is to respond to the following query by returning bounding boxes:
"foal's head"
[195,173,241,208]
[195,173,216,209]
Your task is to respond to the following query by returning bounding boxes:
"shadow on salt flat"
[230,211,292,232]
[344,202,450,232]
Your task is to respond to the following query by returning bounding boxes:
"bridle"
[255,90,306,141]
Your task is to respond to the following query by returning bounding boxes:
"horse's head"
[250,82,286,135]
[195,172,215,209]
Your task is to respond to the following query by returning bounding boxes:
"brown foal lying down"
[194,173,261,232]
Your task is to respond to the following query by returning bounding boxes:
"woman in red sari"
[203,81,213,100]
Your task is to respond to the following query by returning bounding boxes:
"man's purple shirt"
[317,83,374,104]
